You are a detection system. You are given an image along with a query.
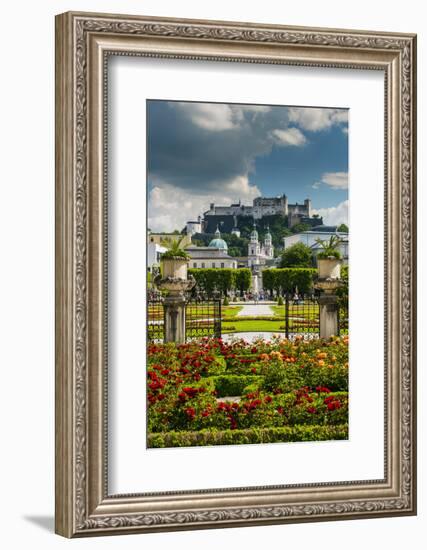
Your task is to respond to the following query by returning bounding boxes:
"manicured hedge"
[147,424,349,447]
[209,374,264,397]
[262,268,316,295]
[188,268,252,295]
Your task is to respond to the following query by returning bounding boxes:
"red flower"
[307,407,317,414]
[316,386,331,393]
[264,395,272,403]
[185,407,196,419]
[277,406,284,414]
[183,387,199,398]
[251,367,257,374]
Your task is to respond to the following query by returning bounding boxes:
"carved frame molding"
[55,11,416,537]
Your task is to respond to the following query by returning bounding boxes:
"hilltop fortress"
[189,194,320,235]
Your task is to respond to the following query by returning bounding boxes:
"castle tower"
[282,193,289,215]
[304,198,312,217]
[264,225,274,258]
[231,215,240,237]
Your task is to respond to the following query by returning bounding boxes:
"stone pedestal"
[155,259,195,344]
[163,292,187,343]
[318,293,339,339]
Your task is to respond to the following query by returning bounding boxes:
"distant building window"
[221,262,225,268]
[201,262,205,268]
[193,262,197,268]
[150,237,154,242]
[212,262,216,268]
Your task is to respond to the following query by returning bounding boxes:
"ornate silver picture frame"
[55,11,417,537]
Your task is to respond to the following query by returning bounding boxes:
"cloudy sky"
[147,100,348,232]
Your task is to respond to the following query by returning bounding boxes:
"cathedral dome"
[208,227,228,250]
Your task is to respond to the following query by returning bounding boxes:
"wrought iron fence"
[147,292,164,343]
[283,292,320,339]
[338,304,349,335]
[185,298,221,341]
[147,292,222,343]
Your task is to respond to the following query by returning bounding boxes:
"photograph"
[146,100,350,449]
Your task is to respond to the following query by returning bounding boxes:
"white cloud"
[173,102,238,131]
[271,127,307,147]
[288,107,348,132]
[320,171,348,190]
[241,105,271,113]
[312,200,349,226]
[148,177,260,233]
[172,103,273,132]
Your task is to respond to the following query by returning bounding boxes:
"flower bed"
[147,336,349,447]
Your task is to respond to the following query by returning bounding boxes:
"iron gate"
[185,297,221,341]
[283,292,320,339]
[147,293,222,343]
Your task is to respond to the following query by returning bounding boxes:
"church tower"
[248,223,260,266]
[264,225,274,258]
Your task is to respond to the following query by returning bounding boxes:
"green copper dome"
[208,227,228,250]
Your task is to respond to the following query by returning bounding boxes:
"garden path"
[236,303,274,317]
[222,331,283,343]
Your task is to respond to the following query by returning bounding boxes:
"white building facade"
[186,227,238,269]
[283,226,349,263]
[147,242,168,272]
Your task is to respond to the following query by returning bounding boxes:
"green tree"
[234,269,252,293]
[291,222,310,234]
[337,223,349,233]
[280,242,312,268]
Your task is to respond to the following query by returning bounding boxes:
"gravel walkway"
[236,303,274,317]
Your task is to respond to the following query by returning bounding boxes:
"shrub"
[277,295,284,305]
[210,375,264,397]
[223,296,230,306]
[147,424,349,448]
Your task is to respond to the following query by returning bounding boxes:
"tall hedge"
[188,268,252,295]
[262,268,316,294]
[234,269,252,293]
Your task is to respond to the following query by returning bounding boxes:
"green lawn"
[270,304,319,320]
[222,319,285,333]
[222,306,243,318]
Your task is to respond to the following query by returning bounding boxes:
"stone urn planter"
[317,257,342,280]
[161,256,189,280]
[154,255,195,344]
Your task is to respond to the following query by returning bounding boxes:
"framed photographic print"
[55,11,417,537]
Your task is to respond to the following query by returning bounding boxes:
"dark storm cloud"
[147,101,291,191]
